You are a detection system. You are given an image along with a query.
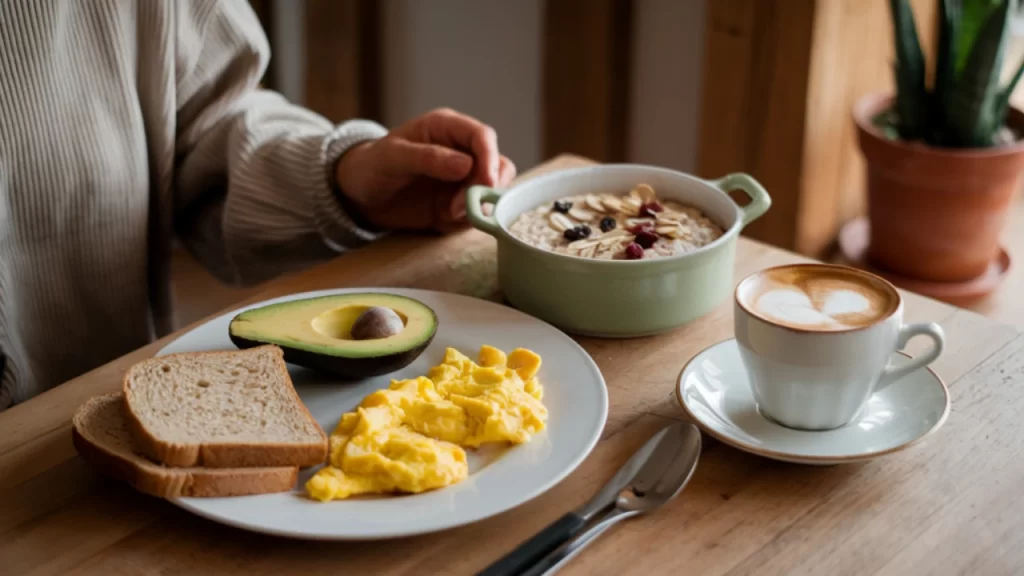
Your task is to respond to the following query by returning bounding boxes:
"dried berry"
[628,222,655,235]
[599,217,617,233]
[553,200,573,213]
[563,225,591,241]
[635,230,658,249]
[639,202,664,218]
[624,243,644,260]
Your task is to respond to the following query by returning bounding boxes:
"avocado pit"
[309,305,407,340]
[350,306,404,340]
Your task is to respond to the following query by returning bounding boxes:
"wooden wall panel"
[697,0,936,255]
[543,0,632,162]
[304,0,382,123]
[697,0,816,249]
[797,0,937,256]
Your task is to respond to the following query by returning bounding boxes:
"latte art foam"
[738,265,899,331]
[755,287,876,330]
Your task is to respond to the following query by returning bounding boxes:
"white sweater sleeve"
[171,0,387,286]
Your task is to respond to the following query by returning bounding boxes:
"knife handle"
[476,512,588,576]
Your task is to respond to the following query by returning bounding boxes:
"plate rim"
[675,338,950,465]
[159,287,609,540]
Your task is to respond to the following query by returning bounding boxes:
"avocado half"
[228,293,438,380]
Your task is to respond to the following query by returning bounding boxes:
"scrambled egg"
[306,345,548,501]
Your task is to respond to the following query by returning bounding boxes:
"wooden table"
[3,156,1022,576]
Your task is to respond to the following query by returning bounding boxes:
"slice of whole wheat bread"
[73,394,299,497]
[122,345,327,468]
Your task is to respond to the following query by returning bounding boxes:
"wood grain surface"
[697,0,939,258]
[797,0,937,257]
[303,0,381,124]
[1,156,1021,576]
[697,0,817,250]
[543,0,632,163]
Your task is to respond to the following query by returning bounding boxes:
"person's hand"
[335,108,516,232]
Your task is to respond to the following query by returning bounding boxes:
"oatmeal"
[508,184,724,260]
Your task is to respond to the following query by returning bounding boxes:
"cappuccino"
[736,265,899,331]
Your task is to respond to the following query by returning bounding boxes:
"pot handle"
[467,185,504,237]
[709,173,772,228]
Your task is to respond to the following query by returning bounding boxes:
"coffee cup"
[733,263,945,431]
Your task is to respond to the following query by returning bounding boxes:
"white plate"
[158,288,608,540]
[676,339,949,465]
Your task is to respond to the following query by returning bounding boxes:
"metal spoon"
[521,422,702,576]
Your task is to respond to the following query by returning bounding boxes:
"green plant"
[887,0,1024,147]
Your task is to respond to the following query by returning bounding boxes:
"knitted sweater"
[0,0,388,408]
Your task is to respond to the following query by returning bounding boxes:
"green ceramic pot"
[467,164,771,337]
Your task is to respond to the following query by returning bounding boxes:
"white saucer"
[675,339,950,465]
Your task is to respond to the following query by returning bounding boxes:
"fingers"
[446,155,516,221]
[436,189,469,234]
[472,125,500,185]
[414,109,500,186]
[385,138,474,182]
[497,156,517,186]
[449,189,468,221]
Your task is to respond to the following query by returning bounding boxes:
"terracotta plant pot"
[854,93,1024,282]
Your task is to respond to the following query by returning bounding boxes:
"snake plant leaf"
[945,0,1011,146]
[994,56,1024,127]
[932,0,960,144]
[889,0,928,140]
[956,0,1003,74]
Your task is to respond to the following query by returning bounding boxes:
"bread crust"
[72,394,299,498]
[122,346,328,468]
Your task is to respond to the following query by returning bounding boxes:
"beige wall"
[269,0,708,173]
[628,0,706,173]
[379,0,708,172]
[380,0,544,170]
[1008,17,1024,108]
[269,0,306,105]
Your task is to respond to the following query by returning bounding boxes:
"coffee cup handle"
[875,323,945,392]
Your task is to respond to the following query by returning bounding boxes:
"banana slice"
[569,207,596,222]
[550,213,574,232]
[602,195,623,213]
[585,195,607,213]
